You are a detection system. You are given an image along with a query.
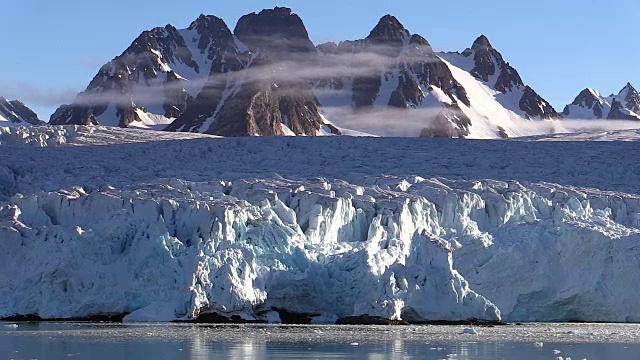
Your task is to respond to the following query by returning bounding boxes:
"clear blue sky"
[2,0,639,119]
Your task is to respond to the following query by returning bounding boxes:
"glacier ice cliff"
[1,175,640,322]
[1,126,640,323]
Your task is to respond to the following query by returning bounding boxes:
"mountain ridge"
[563,83,640,121]
[0,97,44,126]
[38,7,637,138]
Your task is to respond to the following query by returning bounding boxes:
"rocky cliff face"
[613,83,640,115]
[0,97,44,126]
[168,7,325,136]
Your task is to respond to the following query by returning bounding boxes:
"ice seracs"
[0,176,501,323]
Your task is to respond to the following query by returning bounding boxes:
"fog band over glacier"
[0,126,639,323]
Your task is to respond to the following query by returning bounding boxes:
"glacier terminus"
[1,126,640,324]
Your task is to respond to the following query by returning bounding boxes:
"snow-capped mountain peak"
[470,34,493,51]
[366,15,411,47]
[314,15,479,137]
[562,88,609,119]
[49,18,235,129]
[563,83,640,121]
[439,36,557,121]
[49,8,565,138]
[614,82,640,113]
[187,14,244,58]
[167,7,327,136]
[0,97,44,126]
[462,35,527,95]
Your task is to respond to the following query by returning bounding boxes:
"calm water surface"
[1,322,640,359]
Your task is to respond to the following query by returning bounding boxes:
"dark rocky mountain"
[519,86,557,119]
[464,35,523,93]
[563,83,640,121]
[168,7,326,136]
[0,97,44,126]
[51,19,217,128]
[562,88,608,119]
[607,99,639,121]
[315,15,473,138]
[614,82,640,114]
[48,7,567,138]
[52,7,328,136]
[234,7,316,57]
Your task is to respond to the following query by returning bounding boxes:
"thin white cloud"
[322,106,446,137]
[2,43,444,112]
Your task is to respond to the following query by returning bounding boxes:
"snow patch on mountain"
[439,58,546,138]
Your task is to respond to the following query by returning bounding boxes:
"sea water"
[1,322,639,359]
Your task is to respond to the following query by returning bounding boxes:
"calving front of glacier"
[1,174,639,323]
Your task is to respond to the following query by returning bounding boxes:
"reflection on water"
[1,322,640,360]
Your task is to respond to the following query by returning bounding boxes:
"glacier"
[1,126,640,323]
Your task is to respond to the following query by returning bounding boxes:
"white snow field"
[1,126,640,323]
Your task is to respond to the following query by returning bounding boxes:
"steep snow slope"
[438,36,557,121]
[437,59,554,138]
[1,127,640,322]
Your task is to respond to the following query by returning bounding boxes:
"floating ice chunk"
[462,327,478,335]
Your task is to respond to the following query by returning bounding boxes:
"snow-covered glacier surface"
[1,126,640,323]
